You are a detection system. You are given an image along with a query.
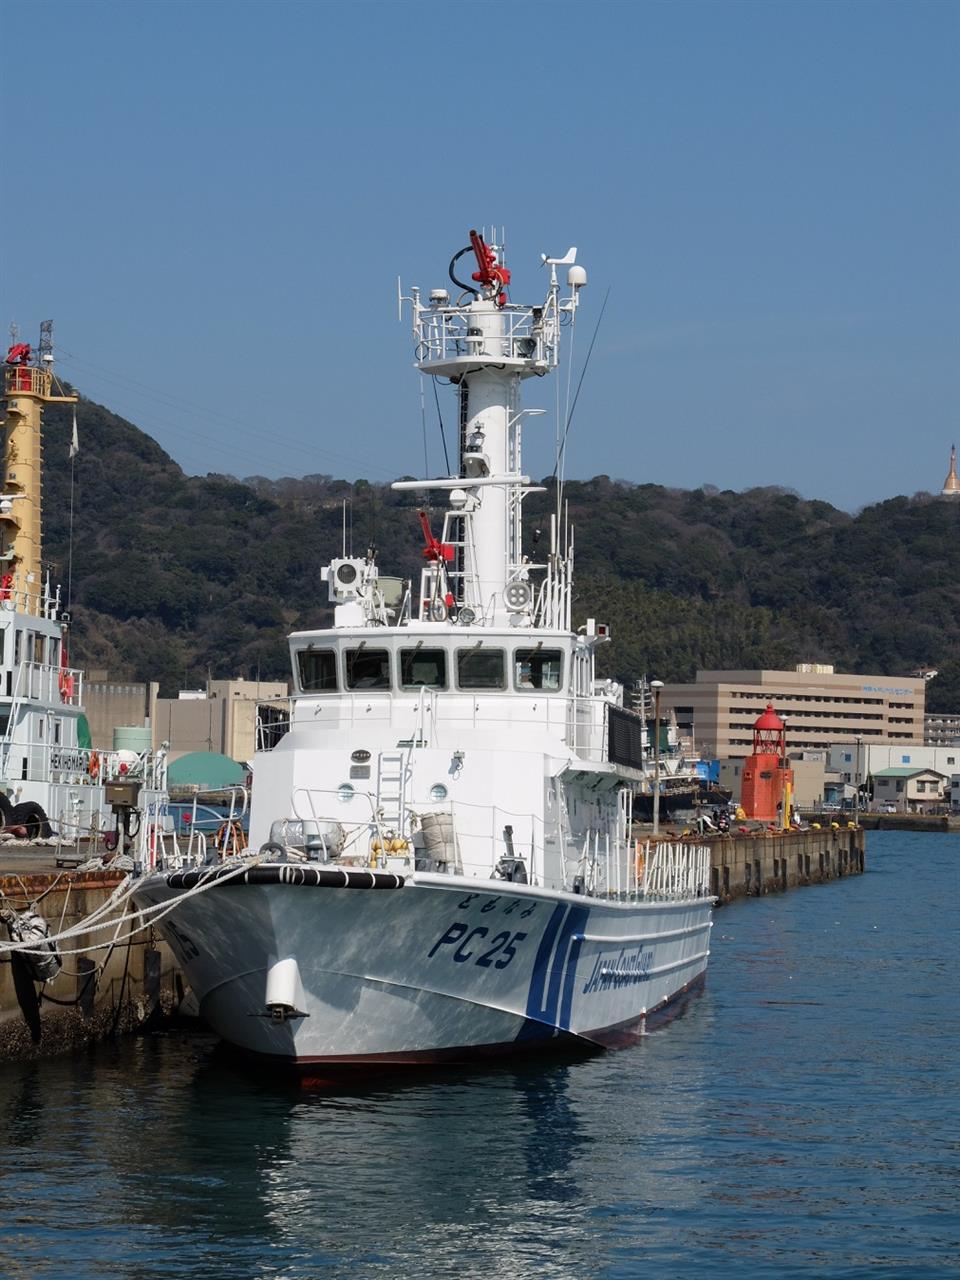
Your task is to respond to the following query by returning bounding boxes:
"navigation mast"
[2,326,76,613]
[397,231,587,629]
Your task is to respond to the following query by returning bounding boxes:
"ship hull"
[134,866,712,1067]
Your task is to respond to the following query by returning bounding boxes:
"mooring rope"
[0,850,267,959]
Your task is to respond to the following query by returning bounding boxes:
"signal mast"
[396,231,586,630]
[2,321,77,613]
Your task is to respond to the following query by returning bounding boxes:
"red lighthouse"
[740,704,794,824]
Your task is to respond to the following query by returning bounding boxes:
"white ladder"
[377,752,406,831]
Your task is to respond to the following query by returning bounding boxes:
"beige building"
[661,665,925,759]
[153,678,288,764]
[83,673,159,750]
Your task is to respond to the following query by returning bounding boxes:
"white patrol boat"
[1,333,167,845]
[133,230,714,1073]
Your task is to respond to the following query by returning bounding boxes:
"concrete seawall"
[857,813,959,834]
[0,865,182,1062]
[704,827,866,904]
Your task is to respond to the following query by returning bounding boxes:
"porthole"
[429,783,448,802]
[337,783,355,803]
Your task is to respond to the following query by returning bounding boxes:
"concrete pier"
[0,858,183,1062]
[704,827,866,904]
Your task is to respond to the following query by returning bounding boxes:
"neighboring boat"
[1,335,167,845]
[133,230,714,1071]
[627,689,731,821]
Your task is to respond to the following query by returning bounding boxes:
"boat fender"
[0,906,62,984]
[8,801,52,839]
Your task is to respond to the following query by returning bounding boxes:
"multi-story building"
[660,665,925,759]
[925,712,960,746]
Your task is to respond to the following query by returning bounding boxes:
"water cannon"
[468,229,511,306]
[5,343,31,365]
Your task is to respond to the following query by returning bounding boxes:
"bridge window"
[297,649,338,692]
[346,647,391,690]
[457,648,506,690]
[514,648,563,691]
[399,647,447,690]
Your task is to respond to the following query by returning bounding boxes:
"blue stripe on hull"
[523,902,589,1032]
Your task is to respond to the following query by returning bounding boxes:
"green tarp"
[167,751,245,788]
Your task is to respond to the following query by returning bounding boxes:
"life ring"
[0,574,12,601]
[59,671,75,701]
[87,750,100,780]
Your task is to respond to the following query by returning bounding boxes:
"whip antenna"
[552,286,610,513]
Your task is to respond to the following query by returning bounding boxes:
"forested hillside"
[38,392,960,712]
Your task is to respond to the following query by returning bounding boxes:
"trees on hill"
[37,393,960,712]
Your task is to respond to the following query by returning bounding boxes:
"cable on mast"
[551,286,611,512]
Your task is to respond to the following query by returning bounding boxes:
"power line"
[55,348,397,479]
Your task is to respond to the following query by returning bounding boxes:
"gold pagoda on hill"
[941,444,960,498]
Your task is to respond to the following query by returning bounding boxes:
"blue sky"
[3,0,957,510]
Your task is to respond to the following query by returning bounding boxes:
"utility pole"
[854,735,863,825]
[651,680,664,837]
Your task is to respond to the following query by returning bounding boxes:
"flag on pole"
[69,406,79,459]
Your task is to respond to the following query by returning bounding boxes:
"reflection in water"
[0,833,956,1279]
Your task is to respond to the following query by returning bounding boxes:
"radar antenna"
[38,320,54,366]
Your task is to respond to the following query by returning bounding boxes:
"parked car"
[877,803,898,814]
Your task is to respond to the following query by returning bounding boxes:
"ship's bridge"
[288,628,576,699]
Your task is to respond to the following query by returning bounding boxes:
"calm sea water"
[1,831,956,1280]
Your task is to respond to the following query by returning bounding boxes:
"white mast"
[396,232,586,630]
